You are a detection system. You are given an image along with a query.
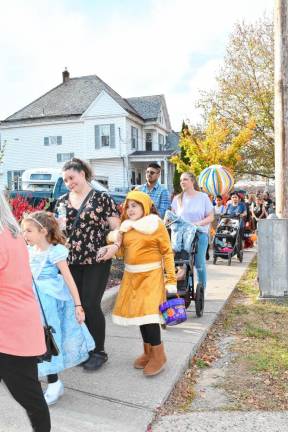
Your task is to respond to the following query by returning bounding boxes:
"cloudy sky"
[0,0,273,130]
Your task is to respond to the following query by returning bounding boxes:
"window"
[131,171,136,185]
[57,152,74,163]
[7,170,25,190]
[30,174,52,180]
[95,124,115,149]
[44,136,62,146]
[158,133,164,151]
[145,133,152,151]
[100,125,110,147]
[131,126,138,149]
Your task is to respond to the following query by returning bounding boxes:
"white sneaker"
[44,380,64,405]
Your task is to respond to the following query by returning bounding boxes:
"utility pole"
[274,0,288,217]
[258,0,288,298]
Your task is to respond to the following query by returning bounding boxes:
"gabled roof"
[2,74,172,129]
[126,95,171,129]
[166,131,180,150]
[3,75,141,123]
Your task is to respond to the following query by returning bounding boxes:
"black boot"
[83,351,108,371]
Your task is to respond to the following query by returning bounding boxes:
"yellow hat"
[123,190,153,217]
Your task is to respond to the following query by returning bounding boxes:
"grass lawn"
[157,259,288,415]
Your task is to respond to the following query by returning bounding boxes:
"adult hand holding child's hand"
[96,245,118,262]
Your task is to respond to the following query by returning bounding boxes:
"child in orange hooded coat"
[98,191,176,376]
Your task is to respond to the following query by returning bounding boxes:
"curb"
[102,285,119,315]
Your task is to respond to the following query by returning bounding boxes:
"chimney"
[62,68,70,83]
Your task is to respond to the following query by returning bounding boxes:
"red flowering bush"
[10,195,47,221]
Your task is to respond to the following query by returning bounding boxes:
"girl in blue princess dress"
[21,211,95,406]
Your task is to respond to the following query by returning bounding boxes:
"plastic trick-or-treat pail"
[159,297,187,326]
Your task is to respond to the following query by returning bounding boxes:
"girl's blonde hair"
[0,191,21,237]
[177,172,200,207]
[22,211,66,245]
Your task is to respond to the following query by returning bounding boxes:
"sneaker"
[83,351,108,371]
[44,380,64,406]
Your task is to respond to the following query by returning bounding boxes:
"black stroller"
[212,215,243,266]
[165,232,205,318]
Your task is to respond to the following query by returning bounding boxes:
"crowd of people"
[0,156,274,431]
[209,189,275,248]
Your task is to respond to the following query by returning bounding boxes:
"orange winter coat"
[112,215,176,326]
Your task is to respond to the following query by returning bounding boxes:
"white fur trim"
[112,314,164,326]
[165,284,178,294]
[120,214,160,235]
[125,261,162,273]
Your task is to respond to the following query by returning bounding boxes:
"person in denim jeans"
[171,173,214,288]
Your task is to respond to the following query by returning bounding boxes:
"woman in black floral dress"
[56,158,121,371]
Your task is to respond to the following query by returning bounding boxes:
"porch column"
[164,158,168,188]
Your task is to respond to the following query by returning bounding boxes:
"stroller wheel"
[195,283,204,317]
[213,256,217,265]
[237,250,243,263]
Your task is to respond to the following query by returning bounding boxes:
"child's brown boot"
[133,343,151,369]
[143,343,167,376]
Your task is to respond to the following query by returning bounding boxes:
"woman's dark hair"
[62,157,93,182]
[216,194,223,200]
[230,191,239,198]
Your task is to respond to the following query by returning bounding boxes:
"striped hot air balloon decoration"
[198,165,234,196]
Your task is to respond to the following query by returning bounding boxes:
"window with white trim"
[158,133,164,150]
[57,152,74,163]
[131,126,138,149]
[95,124,115,148]
[7,170,25,190]
[44,136,62,146]
[101,125,110,147]
[145,132,152,151]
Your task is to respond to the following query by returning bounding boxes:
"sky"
[0,0,273,131]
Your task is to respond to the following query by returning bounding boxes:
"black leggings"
[0,353,51,432]
[69,261,111,353]
[140,324,161,346]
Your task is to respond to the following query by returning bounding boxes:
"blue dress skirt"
[37,292,95,377]
[28,244,95,377]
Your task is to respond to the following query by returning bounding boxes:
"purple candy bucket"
[159,297,187,326]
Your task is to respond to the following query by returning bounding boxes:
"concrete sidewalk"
[0,251,255,432]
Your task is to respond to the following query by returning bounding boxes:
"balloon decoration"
[198,165,234,196]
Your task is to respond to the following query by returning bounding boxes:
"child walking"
[98,191,176,376]
[21,211,95,405]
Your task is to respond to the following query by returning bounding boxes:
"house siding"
[84,117,126,159]
[89,158,127,191]
[0,89,176,192]
[0,122,85,188]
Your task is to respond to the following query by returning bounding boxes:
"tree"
[198,15,274,178]
[170,110,255,177]
[173,121,190,193]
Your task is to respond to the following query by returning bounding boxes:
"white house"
[0,69,179,192]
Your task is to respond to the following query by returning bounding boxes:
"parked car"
[9,171,126,209]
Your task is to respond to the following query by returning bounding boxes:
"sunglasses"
[146,170,158,175]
